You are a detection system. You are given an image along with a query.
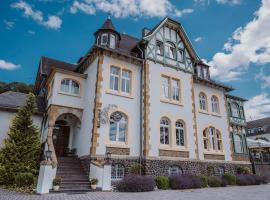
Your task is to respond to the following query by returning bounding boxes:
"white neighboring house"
[0,91,43,148]
[0,17,251,193]
[247,117,270,141]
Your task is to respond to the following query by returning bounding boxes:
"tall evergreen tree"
[0,93,41,184]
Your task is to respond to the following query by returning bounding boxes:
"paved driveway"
[0,185,269,200]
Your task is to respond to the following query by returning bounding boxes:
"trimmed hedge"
[208,176,223,187]
[169,175,202,189]
[116,175,155,192]
[14,173,35,187]
[199,176,208,188]
[223,173,236,185]
[155,176,169,190]
[236,174,265,186]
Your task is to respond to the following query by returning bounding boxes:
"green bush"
[199,176,208,188]
[223,173,236,185]
[237,167,251,175]
[155,176,169,190]
[208,176,222,187]
[14,173,35,187]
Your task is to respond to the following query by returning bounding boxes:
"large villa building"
[0,17,250,192]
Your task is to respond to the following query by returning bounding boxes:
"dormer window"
[110,34,116,49]
[165,42,176,60]
[101,33,108,46]
[197,64,210,80]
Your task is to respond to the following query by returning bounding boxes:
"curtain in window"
[160,118,170,145]
[121,70,131,93]
[176,120,184,146]
[172,79,180,101]
[111,164,125,180]
[109,112,127,142]
[110,66,120,91]
[199,93,207,110]
[162,77,170,99]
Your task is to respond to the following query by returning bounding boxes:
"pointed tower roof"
[100,18,116,31]
[94,18,120,37]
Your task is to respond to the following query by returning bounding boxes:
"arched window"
[234,134,244,153]
[160,117,170,145]
[165,42,176,59]
[175,120,185,146]
[111,163,125,180]
[199,92,207,111]
[169,165,183,176]
[109,112,127,142]
[60,79,80,95]
[231,103,240,118]
[203,127,223,152]
[211,96,219,113]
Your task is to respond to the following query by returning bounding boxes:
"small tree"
[0,93,41,185]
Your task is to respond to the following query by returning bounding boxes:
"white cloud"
[245,93,270,121]
[194,36,203,43]
[255,69,270,88]
[216,0,242,5]
[208,0,270,82]
[70,0,193,18]
[11,1,62,30]
[3,20,15,30]
[0,60,20,70]
[28,30,35,35]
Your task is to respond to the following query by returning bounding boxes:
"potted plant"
[90,178,98,189]
[53,176,62,191]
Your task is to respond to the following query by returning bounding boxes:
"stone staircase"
[56,156,93,193]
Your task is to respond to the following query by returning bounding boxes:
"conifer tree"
[0,93,41,184]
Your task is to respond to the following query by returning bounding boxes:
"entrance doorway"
[54,120,70,157]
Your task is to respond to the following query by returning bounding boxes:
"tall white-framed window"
[203,127,223,152]
[234,134,244,153]
[165,42,176,59]
[156,40,164,55]
[211,95,220,113]
[110,66,120,91]
[110,34,116,49]
[162,76,170,99]
[175,120,185,146]
[101,33,108,46]
[111,163,125,180]
[160,117,170,145]
[199,92,207,111]
[109,112,127,142]
[172,79,180,101]
[121,70,131,93]
[169,166,183,176]
[60,79,80,95]
[231,103,240,118]
[177,49,184,62]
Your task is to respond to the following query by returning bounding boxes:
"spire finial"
[107,14,111,20]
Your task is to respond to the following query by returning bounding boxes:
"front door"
[54,126,70,157]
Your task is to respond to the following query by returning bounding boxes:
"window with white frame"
[231,103,240,118]
[121,70,131,93]
[101,33,108,46]
[175,120,185,146]
[203,127,223,152]
[211,95,220,113]
[169,166,183,176]
[110,66,120,91]
[234,134,244,153]
[172,79,180,101]
[110,66,132,94]
[177,49,184,62]
[156,40,164,55]
[160,117,170,145]
[199,92,207,111]
[109,34,116,49]
[111,164,125,180]
[162,76,170,99]
[109,112,127,142]
[165,42,176,59]
[60,79,80,95]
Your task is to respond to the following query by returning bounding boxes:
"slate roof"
[99,18,116,31]
[40,56,77,76]
[0,91,45,114]
[247,117,270,130]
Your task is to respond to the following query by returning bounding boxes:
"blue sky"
[0,0,270,120]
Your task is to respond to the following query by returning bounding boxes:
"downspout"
[137,44,144,176]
